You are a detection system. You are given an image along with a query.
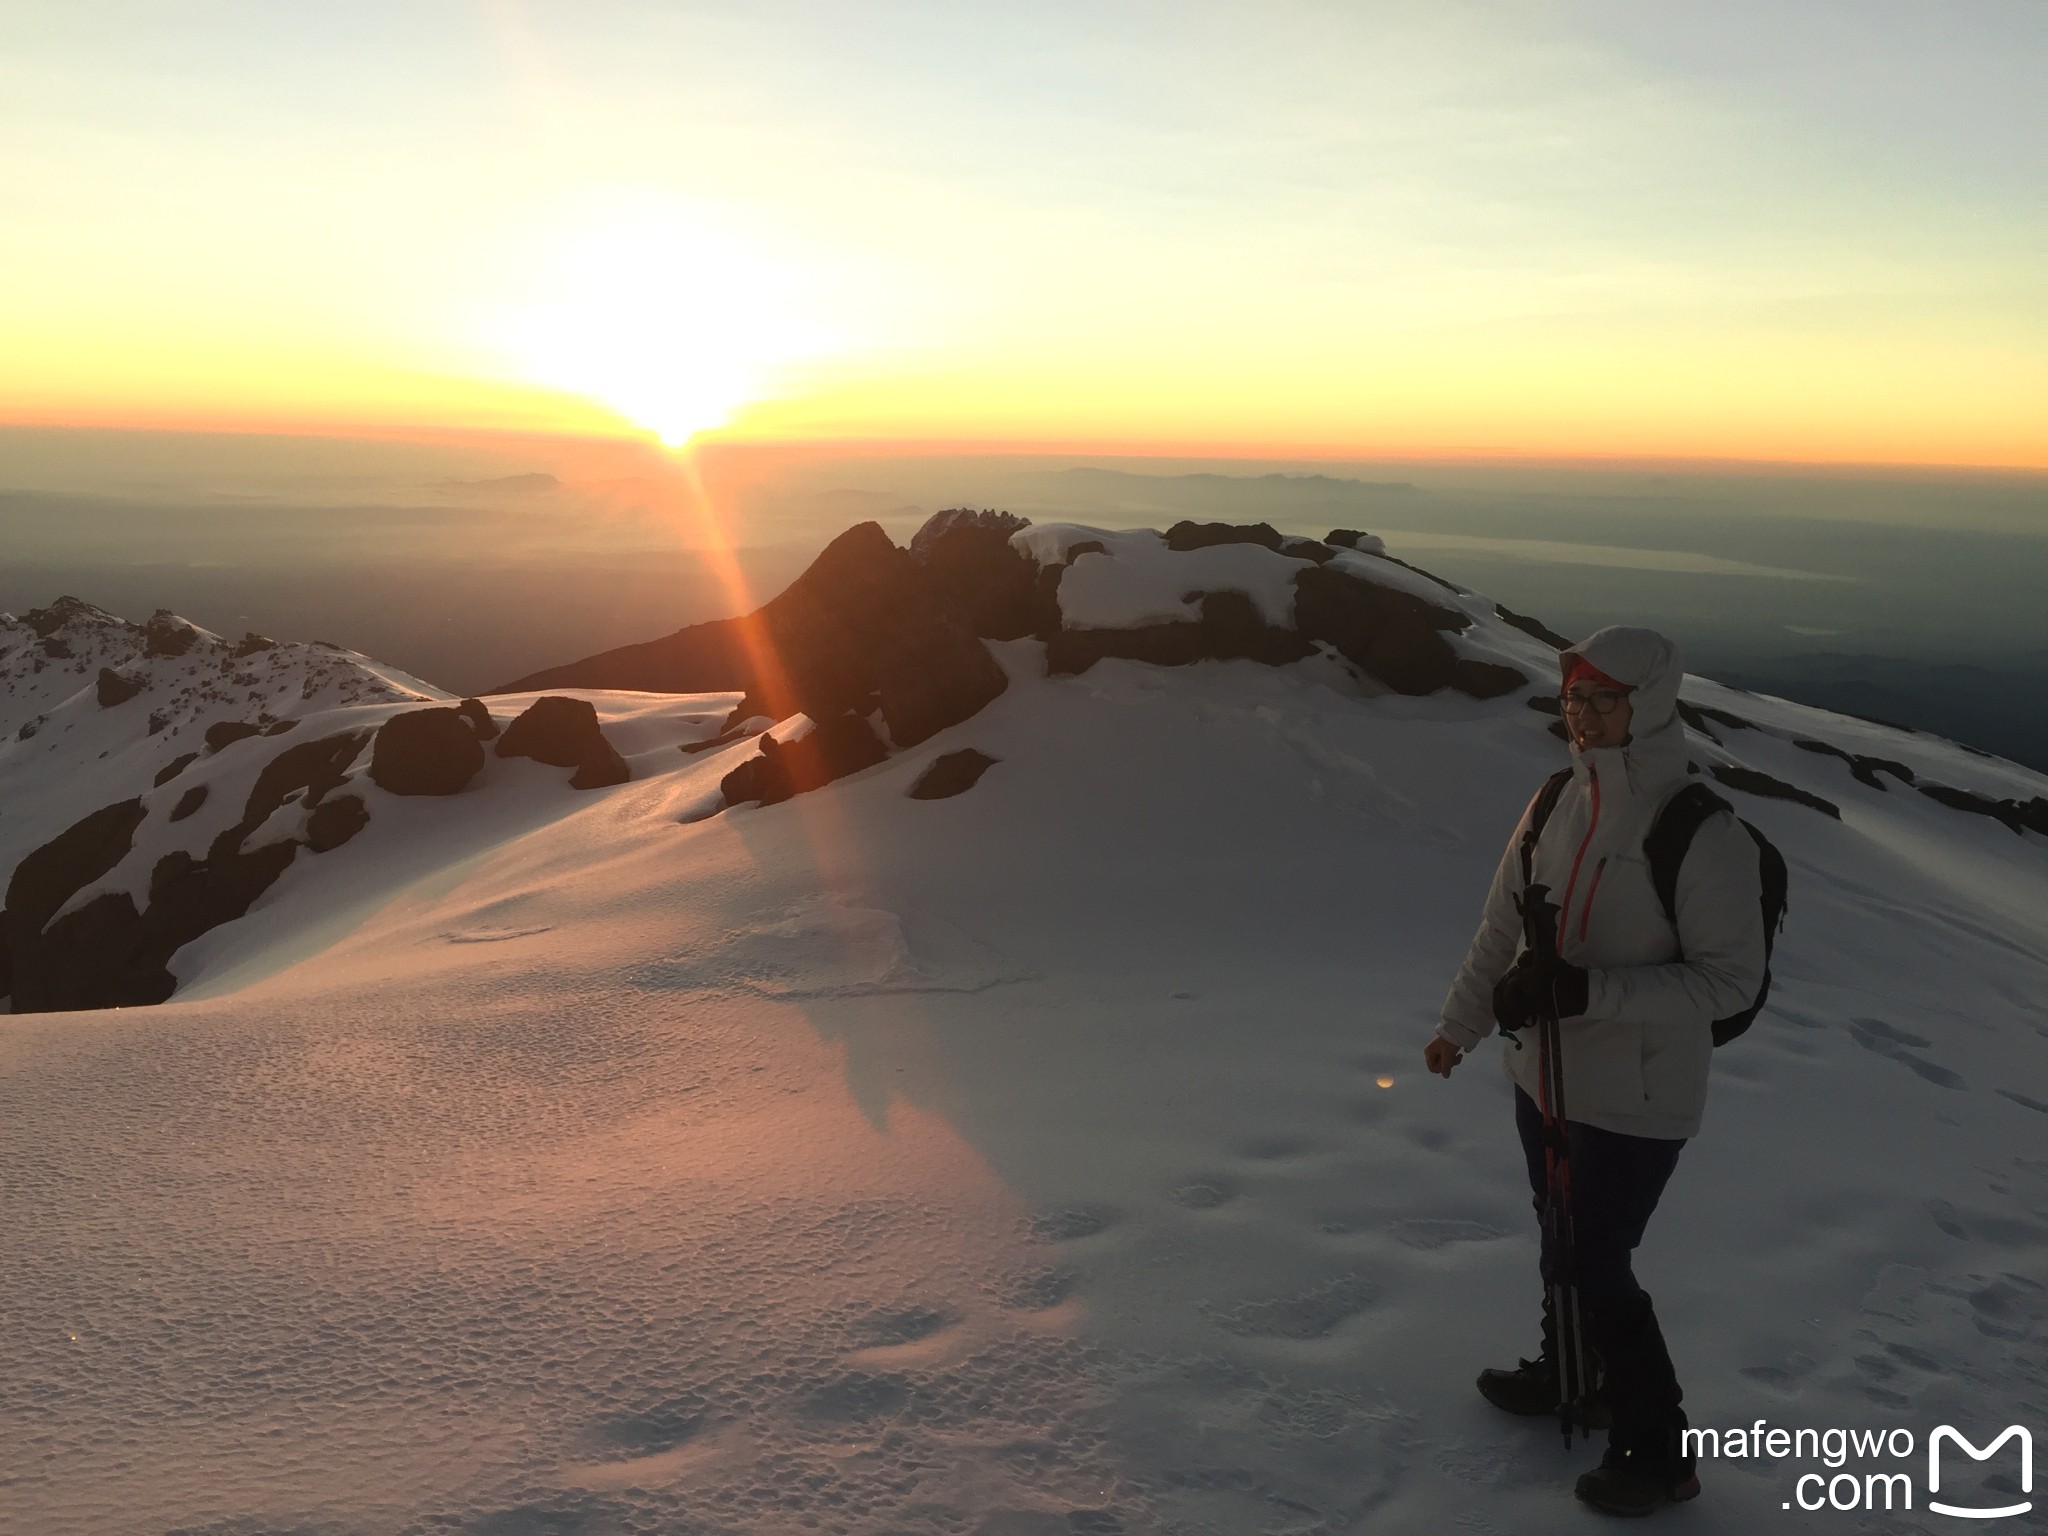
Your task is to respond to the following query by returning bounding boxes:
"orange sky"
[3,4,2042,469]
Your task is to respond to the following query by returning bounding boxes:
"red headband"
[1561,654,1630,693]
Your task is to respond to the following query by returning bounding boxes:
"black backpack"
[1520,769,1788,1045]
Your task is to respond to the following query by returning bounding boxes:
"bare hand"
[1424,1036,1464,1078]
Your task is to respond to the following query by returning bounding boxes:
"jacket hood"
[1561,626,1689,795]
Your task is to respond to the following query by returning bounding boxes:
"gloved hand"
[1492,952,1591,1029]
[1492,958,1538,1034]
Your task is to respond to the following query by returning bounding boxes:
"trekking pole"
[1519,882,1589,1446]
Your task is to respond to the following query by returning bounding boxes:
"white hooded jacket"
[1437,627,1766,1140]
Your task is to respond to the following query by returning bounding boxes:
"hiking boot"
[1475,1357,1612,1427]
[1574,1446,1701,1517]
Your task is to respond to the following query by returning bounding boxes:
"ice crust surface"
[3,557,2047,1534]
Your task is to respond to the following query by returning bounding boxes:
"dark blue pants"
[1514,1084,1692,1471]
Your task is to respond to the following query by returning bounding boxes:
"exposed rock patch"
[1709,764,1841,819]
[1794,738,1916,791]
[455,698,500,742]
[305,794,371,852]
[498,696,631,791]
[1916,783,2048,837]
[908,749,999,801]
[142,610,199,658]
[1495,604,1573,650]
[568,737,631,790]
[96,667,144,707]
[3,731,371,1012]
[721,715,889,808]
[1163,520,1283,553]
[1291,565,1470,696]
[204,720,264,753]
[371,707,486,796]
[911,508,1045,641]
[499,523,1008,756]
[1047,591,1315,676]
[169,786,208,822]
[498,696,609,767]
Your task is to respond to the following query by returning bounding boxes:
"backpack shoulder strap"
[1644,782,1734,928]
[1519,768,1575,889]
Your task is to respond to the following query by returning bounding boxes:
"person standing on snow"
[1423,626,1766,1517]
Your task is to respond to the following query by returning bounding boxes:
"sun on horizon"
[485,197,834,448]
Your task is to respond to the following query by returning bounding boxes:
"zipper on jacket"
[1579,857,1608,943]
[1556,764,1601,950]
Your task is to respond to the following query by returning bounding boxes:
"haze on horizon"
[3,0,2043,467]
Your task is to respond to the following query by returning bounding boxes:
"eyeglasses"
[1559,688,1630,715]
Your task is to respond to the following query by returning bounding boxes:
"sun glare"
[491,197,825,446]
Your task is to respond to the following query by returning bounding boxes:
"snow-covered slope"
[0,597,445,881]
[1,529,2044,1535]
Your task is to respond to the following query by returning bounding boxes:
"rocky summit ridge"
[3,512,2044,1015]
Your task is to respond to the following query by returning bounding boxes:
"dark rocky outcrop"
[568,737,631,790]
[1793,738,1915,791]
[731,523,1009,747]
[1047,591,1315,676]
[231,631,277,658]
[154,752,200,787]
[1916,783,2048,837]
[205,720,264,753]
[96,667,144,707]
[908,749,999,800]
[1291,565,1470,696]
[143,610,199,658]
[305,794,370,852]
[3,731,371,1012]
[1279,536,1336,563]
[498,696,609,767]
[1708,764,1840,819]
[497,696,631,790]
[236,731,372,836]
[5,798,149,943]
[720,715,889,808]
[169,786,208,822]
[25,598,97,637]
[1494,604,1573,650]
[1163,521,1283,553]
[683,722,766,755]
[909,506,1029,560]
[370,707,486,796]
[39,636,72,660]
[1373,552,1467,595]
[455,697,499,742]
[497,523,1008,754]
[911,508,1044,641]
[1325,530,1376,549]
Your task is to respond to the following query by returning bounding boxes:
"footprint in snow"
[1847,1017,1965,1089]
[1235,1134,1321,1163]
[1030,1206,1120,1242]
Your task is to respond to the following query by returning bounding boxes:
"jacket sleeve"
[1437,803,1535,1052]
[1580,810,1766,1029]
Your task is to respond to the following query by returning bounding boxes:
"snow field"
[2,615,2045,1531]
